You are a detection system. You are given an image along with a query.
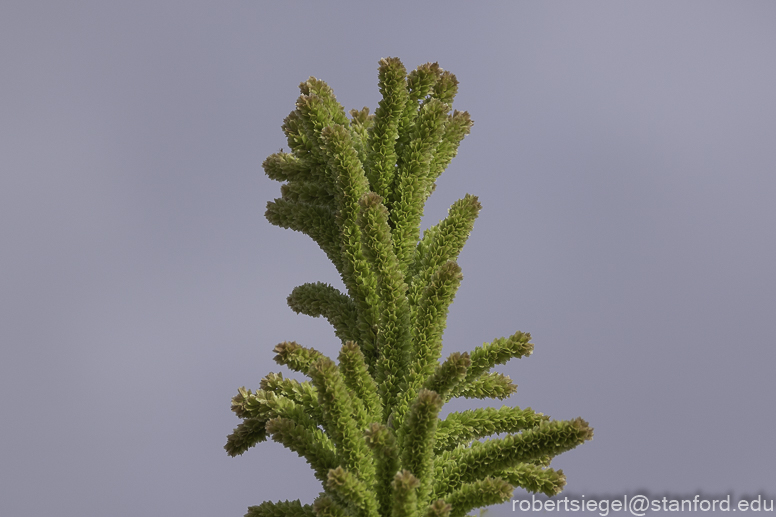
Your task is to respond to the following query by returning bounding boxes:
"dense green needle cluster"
[226,57,592,517]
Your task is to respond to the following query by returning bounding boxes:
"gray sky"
[2,2,774,516]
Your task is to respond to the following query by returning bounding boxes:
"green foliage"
[227,57,592,517]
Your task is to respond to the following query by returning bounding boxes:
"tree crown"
[226,57,592,517]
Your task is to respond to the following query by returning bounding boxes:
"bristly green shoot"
[227,57,592,517]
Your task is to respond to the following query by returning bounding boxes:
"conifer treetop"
[227,57,592,517]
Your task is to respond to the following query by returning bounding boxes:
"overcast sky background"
[2,2,775,516]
